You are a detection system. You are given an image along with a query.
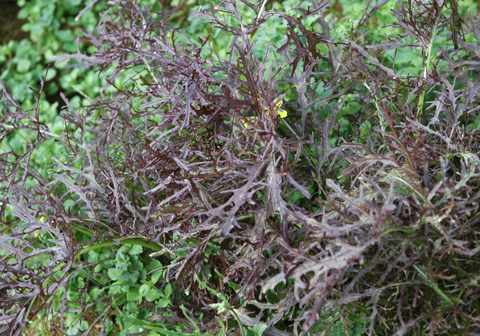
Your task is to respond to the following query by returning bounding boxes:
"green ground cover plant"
[1,0,480,335]
[0,0,107,192]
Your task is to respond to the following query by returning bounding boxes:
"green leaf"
[181,304,200,333]
[45,68,57,81]
[129,245,143,255]
[209,302,228,314]
[343,102,361,115]
[63,199,75,212]
[127,287,139,302]
[288,190,305,203]
[164,283,172,297]
[157,297,171,308]
[248,324,268,336]
[87,250,98,263]
[97,300,105,312]
[139,284,150,298]
[107,268,121,281]
[174,247,189,256]
[398,66,421,75]
[99,247,111,260]
[126,301,139,313]
[56,30,74,42]
[16,59,31,73]
[146,260,162,272]
[108,284,122,295]
[120,269,140,285]
[395,51,420,64]
[145,288,160,302]
[412,56,423,67]
[359,120,372,137]
[151,270,163,285]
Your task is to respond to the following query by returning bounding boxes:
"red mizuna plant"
[1,0,480,335]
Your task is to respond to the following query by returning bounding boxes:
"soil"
[0,1,29,44]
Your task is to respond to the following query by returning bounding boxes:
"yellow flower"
[240,99,288,128]
[35,216,45,237]
[241,99,287,128]
[241,116,258,128]
[265,99,287,118]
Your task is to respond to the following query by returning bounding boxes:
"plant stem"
[281,119,318,166]
[417,5,443,118]
[413,263,454,307]
[249,0,269,42]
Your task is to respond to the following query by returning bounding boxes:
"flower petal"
[241,116,258,128]
[277,109,287,118]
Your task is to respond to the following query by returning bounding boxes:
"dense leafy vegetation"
[1,0,480,335]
